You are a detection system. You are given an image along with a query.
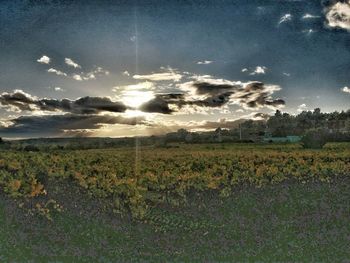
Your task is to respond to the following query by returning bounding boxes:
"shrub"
[23,145,40,152]
[301,129,328,149]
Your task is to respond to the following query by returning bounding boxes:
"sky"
[0,0,349,138]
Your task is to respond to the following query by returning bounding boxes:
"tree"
[301,129,328,149]
[267,111,296,136]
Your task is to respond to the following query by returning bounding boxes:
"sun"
[121,90,155,108]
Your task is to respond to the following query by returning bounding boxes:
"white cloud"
[342,86,350,93]
[84,72,96,80]
[283,72,291,77]
[250,66,267,75]
[130,35,137,42]
[37,55,50,64]
[133,68,182,82]
[94,66,109,76]
[302,13,320,19]
[43,55,109,81]
[54,87,64,91]
[112,81,155,93]
[325,1,350,31]
[112,82,156,108]
[71,67,109,81]
[47,68,67,76]
[197,60,213,65]
[241,66,267,75]
[0,119,13,128]
[65,58,81,68]
[302,29,316,35]
[123,70,130,76]
[279,14,292,25]
[297,103,308,112]
[72,74,83,81]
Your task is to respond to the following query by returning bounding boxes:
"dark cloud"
[0,90,127,114]
[0,90,36,111]
[199,92,233,107]
[0,114,145,138]
[253,112,270,120]
[138,80,285,114]
[188,81,285,110]
[139,94,185,114]
[192,82,239,96]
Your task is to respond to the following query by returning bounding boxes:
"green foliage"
[301,129,328,149]
[268,108,350,137]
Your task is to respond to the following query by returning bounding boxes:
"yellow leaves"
[74,172,88,188]
[29,180,45,197]
[0,143,349,219]
[7,160,21,171]
[5,179,23,197]
[87,176,97,186]
[256,166,266,177]
[9,179,22,192]
[207,180,218,190]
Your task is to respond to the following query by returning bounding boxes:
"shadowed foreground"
[1,177,349,262]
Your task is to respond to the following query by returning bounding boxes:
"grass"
[1,177,349,262]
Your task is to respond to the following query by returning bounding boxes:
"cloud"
[0,114,145,138]
[278,14,293,25]
[302,29,316,35]
[130,35,137,42]
[250,66,267,75]
[324,0,350,31]
[252,112,270,121]
[133,68,182,82]
[93,66,109,76]
[173,113,269,131]
[65,58,81,68]
[42,55,108,81]
[0,90,127,114]
[241,66,267,75]
[76,67,109,81]
[302,13,321,19]
[342,86,350,93]
[297,103,308,112]
[139,77,285,114]
[113,81,155,92]
[123,70,130,76]
[283,72,291,77]
[37,55,50,64]
[0,90,37,112]
[182,78,285,110]
[191,118,244,130]
[54,87,64,92]
[62,67,109,81]
[197,60,213,65]
[48,68,67,76]
[139,94,185,114]
[72,74,83,81]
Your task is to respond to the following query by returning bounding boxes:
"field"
[0,142,350,262]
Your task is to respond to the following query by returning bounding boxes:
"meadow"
[0,142,349,261]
